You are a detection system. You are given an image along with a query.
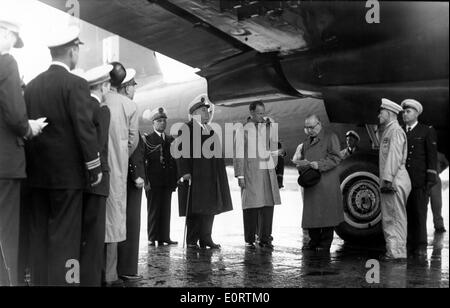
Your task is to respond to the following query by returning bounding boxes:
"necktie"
[407,127,411,132]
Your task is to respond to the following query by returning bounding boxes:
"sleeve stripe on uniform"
[86,157,101,170]
[427,169,438,174]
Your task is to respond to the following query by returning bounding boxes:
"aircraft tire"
[335,153,385,244]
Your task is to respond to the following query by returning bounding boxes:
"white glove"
[28,117,48,137]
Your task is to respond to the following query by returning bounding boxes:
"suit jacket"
[128,132,146,185]
[24,64,101,189]
[0,54,30,179]
[86,97,111,197]
[404,123,438,188]
[143,131,177,190]
[176,120,233,216]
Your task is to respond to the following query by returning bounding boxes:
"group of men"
[0,21,151,286]
[0,17,447,288]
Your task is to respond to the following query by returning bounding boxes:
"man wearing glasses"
[296,114,343,252]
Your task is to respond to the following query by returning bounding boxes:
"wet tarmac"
[132,167,449,288]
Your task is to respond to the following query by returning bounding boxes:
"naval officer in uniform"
[79,65,113,286]
[24,26,102,286]
[176,94,233,249]
[377,98,411,260]
[340,130,360,160]
[143,107,178,247]
[0,17,45,286]
[401,99,438,256]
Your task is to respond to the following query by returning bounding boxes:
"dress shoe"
[199,240,221,249]
[158,240,178,246]
[148,240,156,246]
[302,244,316,251]
[245,242,256,249]
[435,226,447,233]
[379,254,405,262]
[103,279,124,287]
[119,274,143,282]
[187,243,200,249]
[258,242,274,249]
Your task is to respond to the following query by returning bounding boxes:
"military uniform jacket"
[24,65,101,189]
[177,120,233,217]
[128,132,146,185]
[0,54,30,179]
[86,96,111,197]
[143,131,177,190]
[404,123,438,189]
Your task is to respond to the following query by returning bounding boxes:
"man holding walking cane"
[176,94,233,249]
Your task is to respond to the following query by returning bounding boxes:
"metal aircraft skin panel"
[38,0,248,69]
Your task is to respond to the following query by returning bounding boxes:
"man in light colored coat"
[234,101,281,249]
[377,98,411,260]
[104,62,139,286]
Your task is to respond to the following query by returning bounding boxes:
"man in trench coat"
[378,98,411,260]
[104,63,139,285]
[176,94,233,249]
[297,114,343,251]
[234,101,281,249]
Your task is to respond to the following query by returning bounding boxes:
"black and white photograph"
[0,0,448,300]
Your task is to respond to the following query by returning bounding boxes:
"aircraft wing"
[38,1,449,130]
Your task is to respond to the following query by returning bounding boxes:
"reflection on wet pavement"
[132,168,448,288]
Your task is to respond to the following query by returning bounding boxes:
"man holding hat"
[377,98,411,260]
[79,65,113,286]
[24,26,102,285]
[0,17,45,286]
[176,94,233,249]
[401,99,438,256]
[297,114,343,252]
[142,107,178,246]
[103,62,139,286]
[341,130,360,160]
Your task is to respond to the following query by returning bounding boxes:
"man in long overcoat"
[297,114,343,251]
[234,101,281,248]
[104,63,139,285]
[176,94,233,249]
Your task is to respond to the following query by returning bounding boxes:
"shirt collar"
[90,93,101,104]
[51,61,70,72]
[155,130,164,139]
[407,121,418,131]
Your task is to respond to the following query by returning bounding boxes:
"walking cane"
[182,179,192,249]
[0,239,12,286]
